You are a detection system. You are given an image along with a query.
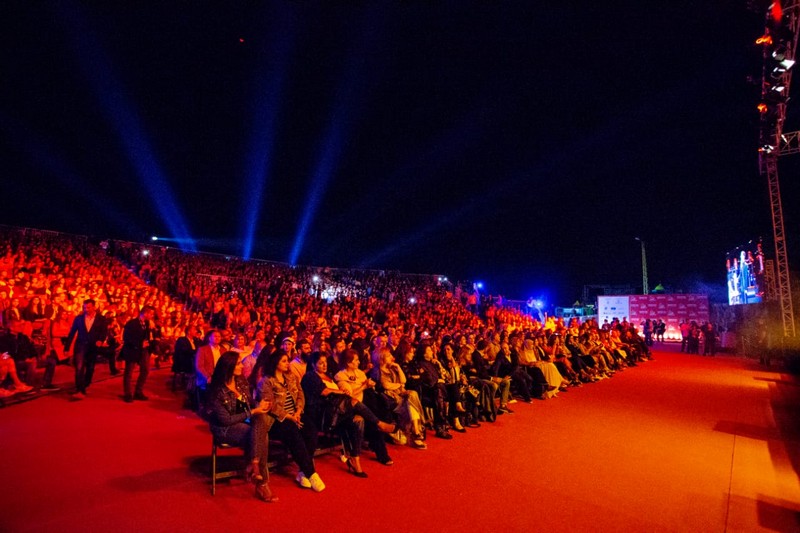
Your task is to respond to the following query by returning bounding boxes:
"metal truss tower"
[758,1,799,338]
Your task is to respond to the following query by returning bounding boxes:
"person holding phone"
[207,351,276,503]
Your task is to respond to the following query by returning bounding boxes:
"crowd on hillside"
[1,226,655,502]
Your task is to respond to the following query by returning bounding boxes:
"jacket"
[259,373,305,423]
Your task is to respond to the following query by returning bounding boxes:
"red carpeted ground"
[1,345,799,532]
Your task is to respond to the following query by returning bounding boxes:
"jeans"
[123,351,150,397]
[42,354,58,386]
[212,413,268,480]
[73,344,98,394]
[495,377,511,406]
[270,418,315,477]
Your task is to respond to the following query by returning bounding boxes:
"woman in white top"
[377,348,427,449]
[334,348,375,403]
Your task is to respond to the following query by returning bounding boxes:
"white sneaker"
[295,472,311,489]
[309,472,326,492]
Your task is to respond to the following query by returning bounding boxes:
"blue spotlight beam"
[289,119,348,265]
[358,199,479,269]
[54,1,196,252]
[289,8,385,265]
[358,77,707,269]
[0,111,145,236]
[241,7,296,260]
[319,101,491,260]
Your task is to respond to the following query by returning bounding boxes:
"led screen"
[726,240,765,305]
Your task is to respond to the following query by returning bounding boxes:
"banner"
[597,294,709,340]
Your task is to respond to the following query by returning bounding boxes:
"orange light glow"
[758,103,768,113]
[756,34,773,45]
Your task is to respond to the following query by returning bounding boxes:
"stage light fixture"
[142,249,150,256]
[409,297,417,304]
[770,65,792,83]
[312,275,320,283]
[770,83,787,94]
[770,47,795,70]
[151,236,158,241]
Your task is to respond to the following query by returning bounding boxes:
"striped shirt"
[283,389,297,415]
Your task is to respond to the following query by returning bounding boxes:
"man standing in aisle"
[121,306,155,403]
[64,299,108,399]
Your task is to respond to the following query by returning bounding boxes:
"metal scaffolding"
[758,0,799,338]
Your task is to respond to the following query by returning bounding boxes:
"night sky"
[3,1,798,304]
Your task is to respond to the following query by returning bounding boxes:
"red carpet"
[1,346,799,532]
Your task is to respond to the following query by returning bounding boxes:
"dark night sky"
[3,1,799,304]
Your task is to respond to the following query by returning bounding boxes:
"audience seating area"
[0,225,654,496]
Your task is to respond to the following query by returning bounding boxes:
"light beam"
[54,1,196,251]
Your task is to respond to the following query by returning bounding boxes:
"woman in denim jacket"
[259,349,326,492]
[207,351,275,502]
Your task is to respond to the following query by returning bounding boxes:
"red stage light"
[771,1,783,22]
[239,38,245,43]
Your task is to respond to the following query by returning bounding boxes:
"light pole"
[634,237,649,295]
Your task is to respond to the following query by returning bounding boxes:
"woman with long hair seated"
[522,336,567,395]
[377,348,428,449]
[415,343,453,439]
[333,348,393,465]
[543,334,580,385]
[455,345,483,427]
[206,351,276,503]
[259,349,326,492]
[301,351,395,476]
[438,342,468,432]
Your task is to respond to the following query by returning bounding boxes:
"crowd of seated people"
[0,227,189,396]
[0,225,652,502]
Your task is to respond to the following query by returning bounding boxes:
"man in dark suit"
[121,306,155,403]
[172,325,201,375]
[65,299,108,399]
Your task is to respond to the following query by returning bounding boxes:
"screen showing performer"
[726,240,765,305]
